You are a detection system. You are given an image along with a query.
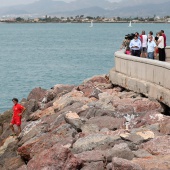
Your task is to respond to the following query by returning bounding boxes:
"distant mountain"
[112,1,170,17]
[0,0,170,17]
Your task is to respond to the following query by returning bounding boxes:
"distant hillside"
[0,0,170,17]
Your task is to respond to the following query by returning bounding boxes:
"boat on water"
[89,20,93,27]
[128,21,132,27]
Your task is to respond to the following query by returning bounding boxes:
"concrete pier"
[109,46,170,107]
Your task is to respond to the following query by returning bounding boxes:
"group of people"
[120,30,167,61]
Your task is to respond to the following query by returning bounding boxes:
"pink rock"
[113,98,133,108]
[84,75,110,84]
[27,144,82,170]
[140,136,170,155]
[81,161,105,170]
[53,90,91,111]
[112,157,142,170]
[87,116,125,130]
[3,156,25,170]
[133,155,170,170]
[27,87,46,102]
[29,106,55,120]
[132,99,163,113]
[46,84,75,102]
[133,111,166,128]
[17,165,28,170]
[160,118,170,135]
[77,82,95,98]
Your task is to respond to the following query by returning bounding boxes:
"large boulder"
[112,157,142,170]
[29,106,55,121]
[132,149,152,158]
[1,156,25,170]
[0,136,17,156]
[140,136,170,155]
[114,98,163,116]
[18,132,72,161]
[64,111,82,130]
[0,138,25,170]
[133,155,170,170]
[46,84,75,102]
[86,116,125,130]
[75,143,134,163]
[81,161,105,170]
[160,118,170,135]
[72,134,120,154]
[53,90,92,112]
[0,110,12,139]
[77,83,102,98]
[83,75,110,84]
[133,111,167,128]
[27,144,82,170]
[120,129,155,145]
[132,99,163,114]
[81,123,99,134]
[27,87,46,102]
[21,99,39,120]
[83,107,116,119]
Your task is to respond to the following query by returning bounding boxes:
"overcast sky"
[0,0,121,7]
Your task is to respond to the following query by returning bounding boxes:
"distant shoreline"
[1,21,170,24]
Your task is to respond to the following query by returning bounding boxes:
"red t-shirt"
[13,103,24,117]
[162,33,166,47]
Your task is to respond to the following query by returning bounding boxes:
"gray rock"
[84,107,116,118]
[74,143,134,163]
[100,128,110,133]
[16,165,28,170]
[87,116,125,130]
[46,84,75,102]
[22,99,39,121]
[81,123,99,134]
[106,143,134,161]
[72,134,120,154]
[64,111,82,130]
[112,157,142,170]
[133,149,152,158]
[120,133,148,145]
[106,163,112,170]
[27,87,46,102]
[81,161,105,170]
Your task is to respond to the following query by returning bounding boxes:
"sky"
[0,0,121,7]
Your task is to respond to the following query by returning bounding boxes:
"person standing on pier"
[10,98,26,136]
[161,30,166,48]
[147,35,156,59]
[129,35,141,57]
[157,31,165,61]
[140,30,148,58]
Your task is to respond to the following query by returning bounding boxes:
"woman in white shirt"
[157,31,165,61]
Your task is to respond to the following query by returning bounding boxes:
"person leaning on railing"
[120,38,131,54]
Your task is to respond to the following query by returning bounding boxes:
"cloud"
[0,0,38,7]
[0,0,122,7]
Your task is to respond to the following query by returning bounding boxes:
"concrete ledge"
[109,69,170,106]
[109,48,170,107]
[166,46,170,62]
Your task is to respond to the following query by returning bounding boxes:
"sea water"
[0,23,169,113]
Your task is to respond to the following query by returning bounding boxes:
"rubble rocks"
[0,75,169,170]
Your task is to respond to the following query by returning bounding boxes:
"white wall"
[109,48,170,107]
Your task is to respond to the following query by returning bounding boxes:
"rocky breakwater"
[0,75,170,170]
